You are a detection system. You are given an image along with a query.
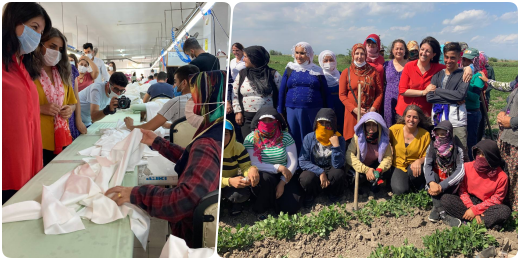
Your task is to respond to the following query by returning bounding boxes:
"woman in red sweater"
[2,3,52,204]
[440,140,511,229]
[395,37,472,117]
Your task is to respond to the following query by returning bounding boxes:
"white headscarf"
[318,50,340,87]
[286,42,323,76]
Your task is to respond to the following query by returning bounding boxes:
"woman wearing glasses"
[78,72,128,127]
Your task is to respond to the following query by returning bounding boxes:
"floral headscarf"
[350,43,374,77]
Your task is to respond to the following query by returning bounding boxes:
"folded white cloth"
[159,235,214,258]
[2,129,152,249]
[145,99,169,122]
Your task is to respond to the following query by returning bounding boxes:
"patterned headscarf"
[189,70,225,138]
[471,53,482,72]
[478,51,489,70]
[433,129,454,175]
[350,43,374,77]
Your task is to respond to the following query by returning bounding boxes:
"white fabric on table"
[2,129,152,249]
[159,234,214,258]
[145,98,169,122]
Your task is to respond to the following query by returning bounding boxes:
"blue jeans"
[467,109,482,160]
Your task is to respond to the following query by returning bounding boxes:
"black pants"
[240,111,256,141]
[226,112,244,143]
[390,165,426,196]
[441,193,511,229]
[2,190,17,204]
[221,186,251,204]
[299,167,345,197]
[477,101,487,142]
[251,171,302,215]
[43,149,58,167]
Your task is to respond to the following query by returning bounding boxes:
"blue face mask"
[173,86,182,97]
[18,24,41,55]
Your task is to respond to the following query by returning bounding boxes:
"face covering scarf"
[316,122,340,146]
[18,24,41,55]
[474,155,497,177]
[366,44,379,63]
[2,129,152,249]
[365,130,379,144]
[39,67,73,154]
[433,130,454,175]
[253,120,283,162]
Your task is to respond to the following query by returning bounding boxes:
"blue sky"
[231,2,518,60]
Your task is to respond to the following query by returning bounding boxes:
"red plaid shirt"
[130,136,221,246]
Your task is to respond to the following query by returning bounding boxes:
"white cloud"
[390,26,411,31]
[440,25,472,34]
[500,11,518,23]
[348,26,377,31]
[471,35,482,42]
[443,9,487,25]
[491,34,518,43]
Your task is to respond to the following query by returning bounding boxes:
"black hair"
[174,64,200,85]
[83,42,93,51]
[148,75,154,80]
[3,2,52,72]
[419,36,441,64]
[232,42,244,51]
[388,39,409,60]
[157,71,167,81]
[108,61,116,72]
[27,27,71,85]
[132,72,136,76]
[443,42,462,55]
[182,37,202,52]
[68,53,78,67]
[396,104,432,130]
[153,73,158,78]
[109,72,128,87]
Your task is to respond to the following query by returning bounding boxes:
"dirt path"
[218,186,518,258]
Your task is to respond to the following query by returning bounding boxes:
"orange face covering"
[315,122,341,146]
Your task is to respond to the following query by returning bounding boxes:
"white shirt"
[232,71,282,113]
[229,57,246,80]
[93,57,110,83]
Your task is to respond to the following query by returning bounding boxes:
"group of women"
[224,34,517,228]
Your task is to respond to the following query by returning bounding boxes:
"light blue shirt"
[148,79,157,85]
[79,82,111,126]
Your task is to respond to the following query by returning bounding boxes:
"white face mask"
[70,61,75,67]
[354,61,367,68]
[185,99,204,128]
[86,53,93,59]
[322,61,337,71]
[42,46,61,67]
[78,65,88,73]
[108,66,113,71]
[108,85,121,99]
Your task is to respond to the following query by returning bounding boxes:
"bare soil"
[218,186,518,258]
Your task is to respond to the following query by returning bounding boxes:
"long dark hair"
[109,61,117,72]
[388,39,409,60]
[420,36,441,64]
[396,104,432,130]
[68,53,78,67]
[26,27,71,86]
[2,2,52,71]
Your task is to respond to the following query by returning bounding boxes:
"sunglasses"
[110,84,126,95]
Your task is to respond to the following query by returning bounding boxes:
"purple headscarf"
[354,112,389,163]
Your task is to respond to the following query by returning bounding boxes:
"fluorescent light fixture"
[152,2,215,68]
[132,56,145,59]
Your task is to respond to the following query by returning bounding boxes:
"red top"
[459,161,508,216]
[395,60,445,116]
[77,72,93,92]
[367,57,385,85]
[2,55,43,190]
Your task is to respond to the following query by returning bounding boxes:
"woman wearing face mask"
[109,62,117,77]
[339,43,383,142]
[28,28,77,166]
[278,42,328,154]
[407,41,419,62]
[2,2,52,204]
[364,34,385,85]
[389,105,432,196]
[243,106,301,219]
[396,37,472,118]
[299,108,346,207]
[230,42,246,80]
[424,120,468,224]
[105,70,225,247]
[383,39,409,128]
[318,50,344,135]
[441,140,511,229]
[77,54,99,92]
[66,53,85,139]
[346,112,393,198]
[233,45,281,139]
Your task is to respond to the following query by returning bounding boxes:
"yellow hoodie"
[222,120,253,187]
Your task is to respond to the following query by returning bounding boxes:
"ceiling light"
[132,56,145,59]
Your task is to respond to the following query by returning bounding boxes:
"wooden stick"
[480,91,495,141]
[354,83,362,211]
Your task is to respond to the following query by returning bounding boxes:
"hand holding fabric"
[59,105,73,120]
[229,176,249,188]
[478,71,489,83]
[366,168,376,181]
[105,186,133,206]
[140,129,158,146]
[124,117,135,130]
[40,103,61,116]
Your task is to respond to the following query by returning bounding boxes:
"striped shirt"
[243,132,295,166]
[158,93,191,122]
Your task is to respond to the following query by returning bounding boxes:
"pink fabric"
[40,67,72,154]
[253,120,283,162]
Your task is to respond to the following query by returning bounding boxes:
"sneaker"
[428,206,440,222]
[440,211,461,227]
[303,195,315,208]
